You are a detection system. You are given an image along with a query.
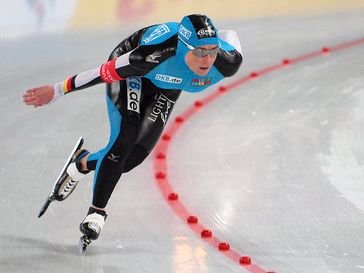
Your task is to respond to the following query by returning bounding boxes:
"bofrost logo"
[143,24,170,44]
[179,24,191,40]
[155,74,182,84]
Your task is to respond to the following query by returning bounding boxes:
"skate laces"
[59,178,79,198]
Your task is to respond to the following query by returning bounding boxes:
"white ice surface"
[1,10,364,273]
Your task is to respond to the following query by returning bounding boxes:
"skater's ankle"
[89,205,106,215]
[80,154,90,172]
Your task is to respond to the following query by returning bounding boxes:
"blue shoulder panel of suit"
[140,22,179,46]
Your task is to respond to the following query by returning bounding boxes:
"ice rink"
[1,8,364,273]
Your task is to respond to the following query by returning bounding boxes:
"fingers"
[23,88,37,99]
[23,88,38,95]
[23,97,38,105]
[22,89,38,105]
[23,98,43,108]
[22,88,43,107]
[22,85,54,107]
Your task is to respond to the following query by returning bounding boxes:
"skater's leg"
[82,45,132,173]
[82,90,124,172]
[79,78,142,242]
[91,79,142,209]
[123,82,182,173]
[79,153,90,172]
[123,144,149,173]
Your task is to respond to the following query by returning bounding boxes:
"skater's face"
[184,44,219,76]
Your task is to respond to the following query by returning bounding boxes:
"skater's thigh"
[137,80,181,153]
[107,77,143,145]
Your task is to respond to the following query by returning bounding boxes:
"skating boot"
[60,149,90,199]
[38,137,90,218]
[79,207,107,253]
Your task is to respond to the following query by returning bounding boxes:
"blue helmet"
[178,14,220,48]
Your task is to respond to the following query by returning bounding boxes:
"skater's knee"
[123,145,149,173]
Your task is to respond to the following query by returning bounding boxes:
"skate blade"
[53,137,84,188]
[37,137,84,218]
[79,235,92,254]
[38,194,56,218]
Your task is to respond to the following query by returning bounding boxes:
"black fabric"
[108,26,153,61]
[129,35,178,71]
[86,160,97,171]
[187,14,218,39]
[214,49,243,77]
[123,144,149,173]
[87,207,107,216]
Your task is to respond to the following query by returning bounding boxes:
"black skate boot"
[38,137,90,218]
[79,207,107,253]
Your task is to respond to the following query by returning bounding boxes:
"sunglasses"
[179,37,220,58]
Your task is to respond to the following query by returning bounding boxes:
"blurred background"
[1,0,364,39]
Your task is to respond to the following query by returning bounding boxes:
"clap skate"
[79,207,107,253]
[38,137,89,218]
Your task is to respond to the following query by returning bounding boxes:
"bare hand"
[22,85,55,107]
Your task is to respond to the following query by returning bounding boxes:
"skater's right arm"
[22,26,155,108]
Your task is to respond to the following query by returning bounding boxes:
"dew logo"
[197,19,217,39]
[148,94,175,124]
[126,77,142,113]
[143,24,170,44]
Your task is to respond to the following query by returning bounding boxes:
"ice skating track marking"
[153,37,364,273]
